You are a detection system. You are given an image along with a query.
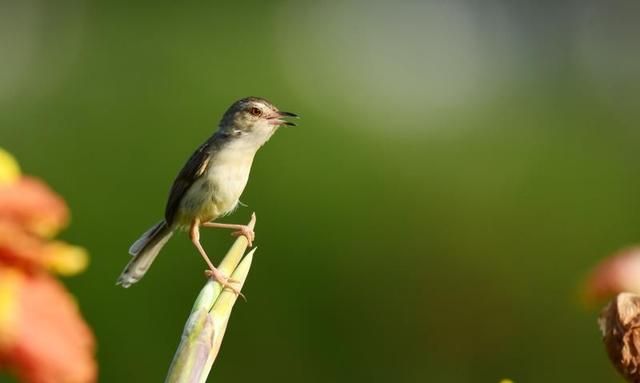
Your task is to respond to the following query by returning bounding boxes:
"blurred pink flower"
[584,246,640,304]
[0,148,96,383]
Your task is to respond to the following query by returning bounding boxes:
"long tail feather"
[117,221,173,288]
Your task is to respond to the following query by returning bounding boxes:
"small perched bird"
[117,97,297,294]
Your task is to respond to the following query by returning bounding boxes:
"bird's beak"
[269,111,299,126]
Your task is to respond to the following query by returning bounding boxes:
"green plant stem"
[165,215,256,383]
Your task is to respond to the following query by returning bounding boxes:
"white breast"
[206,144,256,216]
[178,140,258,224]
[208,160,249,210]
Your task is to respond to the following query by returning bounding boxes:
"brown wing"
[164,140,213,225]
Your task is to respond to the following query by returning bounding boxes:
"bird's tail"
[117,220,173,288]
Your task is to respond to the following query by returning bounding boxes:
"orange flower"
[0,148,96,383]
[0,177,69,238]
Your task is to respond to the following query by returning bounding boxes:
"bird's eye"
[249,107,262,117]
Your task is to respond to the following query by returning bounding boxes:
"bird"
[116,97,298,294]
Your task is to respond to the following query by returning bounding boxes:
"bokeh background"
[2,0,640,381]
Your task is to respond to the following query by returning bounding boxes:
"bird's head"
[218,97,298,146]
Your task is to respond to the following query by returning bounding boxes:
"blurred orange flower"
[0,148,96,383]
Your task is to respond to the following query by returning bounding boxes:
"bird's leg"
[202,212,256,247]
[189,219,244,298]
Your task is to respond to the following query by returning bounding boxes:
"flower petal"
[584,246,640,304]
[43,242,89,276]
[0,149,21,185]
[1,272,97,383]
[0,177,69,238]
[0,221,88,275]
[0,267,22,348]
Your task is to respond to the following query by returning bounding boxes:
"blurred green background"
[2,0,640,381]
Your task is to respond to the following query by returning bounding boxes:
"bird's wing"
[164,140,213,225]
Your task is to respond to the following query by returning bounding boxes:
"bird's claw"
[231,225,255,247]
[204,269,246,300]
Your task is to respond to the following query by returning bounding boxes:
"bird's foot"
[231,225,255,247]
[205,269,245,300]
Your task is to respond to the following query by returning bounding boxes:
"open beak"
[269,111,299,126]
